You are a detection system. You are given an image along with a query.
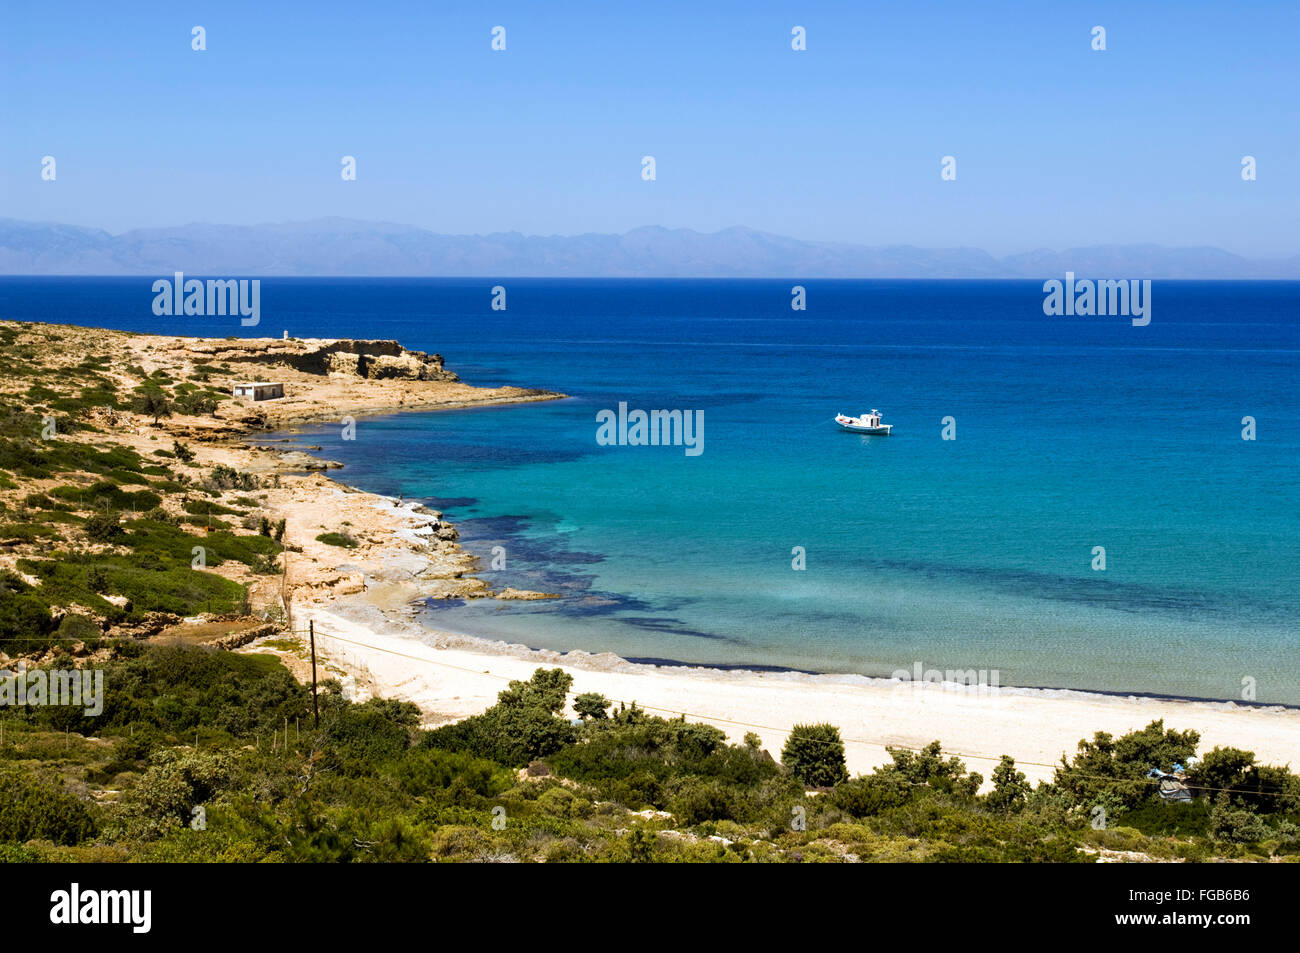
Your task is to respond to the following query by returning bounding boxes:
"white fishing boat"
[835,409,892,435]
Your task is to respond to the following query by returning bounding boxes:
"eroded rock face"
[191,337,458,382]
[106,612,183,639]
[325,351,450,380]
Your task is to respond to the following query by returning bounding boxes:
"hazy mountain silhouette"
[2,218,1297,278]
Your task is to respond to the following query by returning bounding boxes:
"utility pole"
[309,619,319,729]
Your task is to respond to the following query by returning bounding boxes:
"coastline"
[216,350,1300,789]
[281,599,1300,790]
[253,459,1300,789]
[5,319,1294,788]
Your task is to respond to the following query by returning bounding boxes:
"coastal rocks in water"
[423,577,492,599]
[277,450,343,470]
[495,587,560,601]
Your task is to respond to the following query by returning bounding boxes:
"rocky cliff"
[185,337,458,382]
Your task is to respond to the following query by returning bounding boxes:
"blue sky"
[3,1,1297,255]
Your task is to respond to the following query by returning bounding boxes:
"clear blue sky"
[3,1,1297,255]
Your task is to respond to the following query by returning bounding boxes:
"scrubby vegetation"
[315,531,357,549]
[2,647,1297,863]
[0,499,280,653]
[0,327,282,655]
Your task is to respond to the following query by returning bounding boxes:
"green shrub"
[782,723,848,787]
[573,692,611,720]
[319,697,420,775]
[1052,720,1200,812]
[18,552,249,620]
[173,391,218,416]
[832,772,912,817]
[536,785,591,819]
[1120,799,1213,838]
[987,755,1031,814]
[422,669,576,768]
[183,499,243,517]
[315,532,356,548]
[0,572,56,652]
[208,466,257,491]
[85,510,125,542]
[1188,747,1300,814]
[109,749,232,841]
[387,747,513,799]
[670,776,739,825]
[56,612,101,642]
[50,481,161,512]
[881,741,982,797]
[94,647,309,738]
[0,522,61,541]
[0,767,97,845]
[130,390,172,424]
[1210,797,1273,844]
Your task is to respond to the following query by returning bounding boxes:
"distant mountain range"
[2,217,1297,278]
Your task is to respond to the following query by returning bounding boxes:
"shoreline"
[283,464,1300,713]
[256,466,1300,787]
[511,646,1300,713]
[9,319,1290,786]
[279,599,1300,789]
[253,387,567,431]
[217,357,1300,787]
[272,438,1296,712]
[262,402,1300,716]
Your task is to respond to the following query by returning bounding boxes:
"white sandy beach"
[286,601,1300,789]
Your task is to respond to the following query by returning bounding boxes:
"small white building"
[232,382,284,401]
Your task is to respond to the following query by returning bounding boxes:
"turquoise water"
[6,278,1298,703]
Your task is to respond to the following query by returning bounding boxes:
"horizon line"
[5,216,1299,261]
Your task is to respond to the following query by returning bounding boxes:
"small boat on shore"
[835,409,892,435]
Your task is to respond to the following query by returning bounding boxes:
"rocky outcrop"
[188,337,459,382]
[204,622,278,650]
[496,587,560,601]
[106,612,183,639]
[276,450,343,470]
[322,350,451,381]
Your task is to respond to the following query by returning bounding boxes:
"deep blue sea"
[4,277,1298,704]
